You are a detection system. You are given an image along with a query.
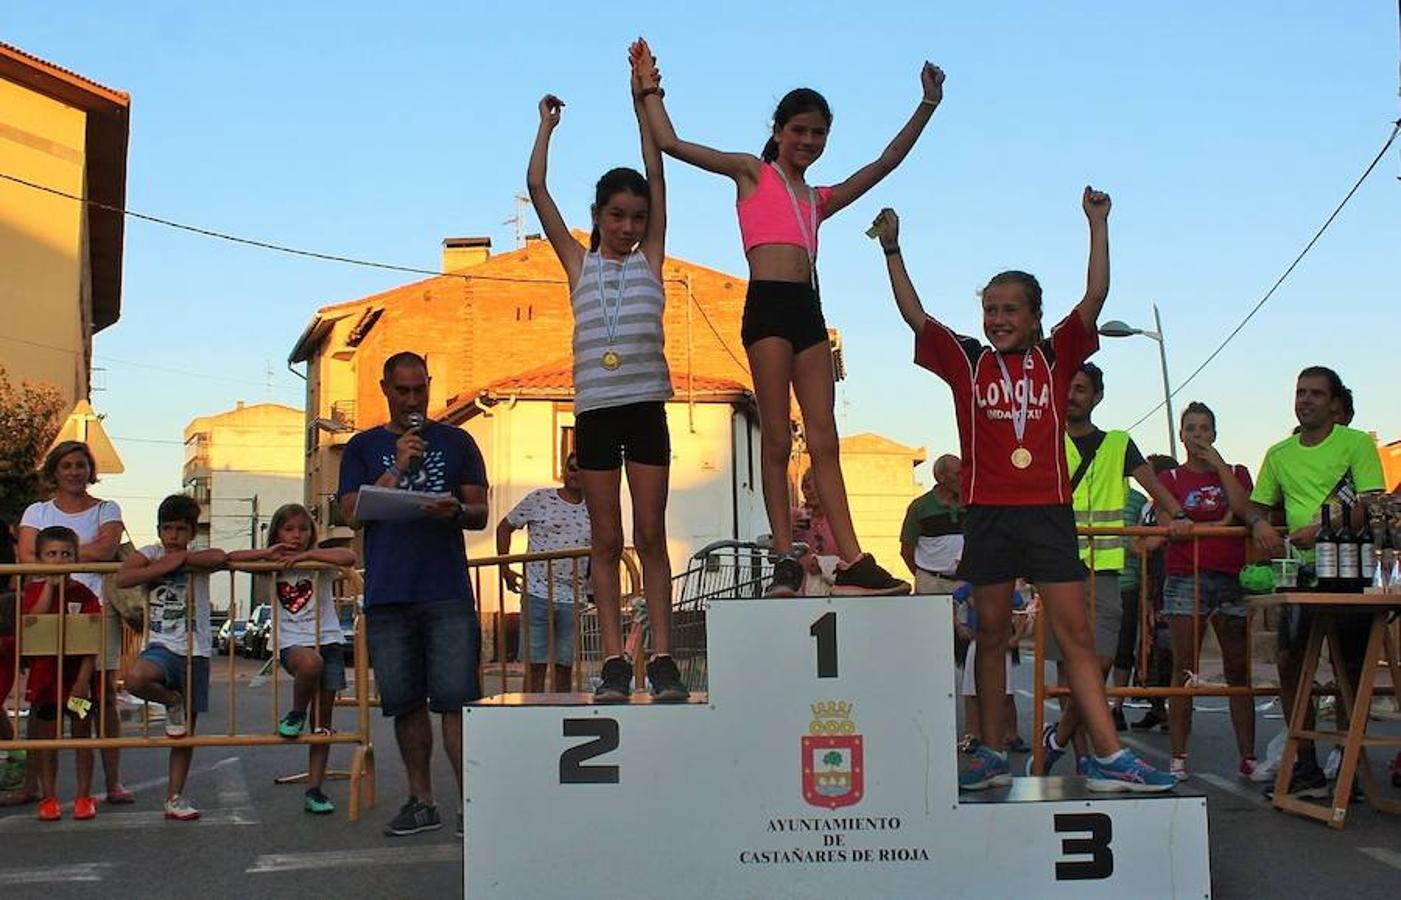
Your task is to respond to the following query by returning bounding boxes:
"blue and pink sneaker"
[959,745,1012,791]
[1084,749,1176,793]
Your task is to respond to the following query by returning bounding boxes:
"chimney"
[442,236,492,273]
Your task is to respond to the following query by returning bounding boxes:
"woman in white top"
[10,441,131,805]
[525,44,687,704]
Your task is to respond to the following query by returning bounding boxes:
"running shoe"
[831,554,911,596]
[164,695,187,738]
[1131,708,1168,732]
[163,794,201,821]
[37,796,61,821]
[1170,755,1190,782]
[958,745,1012,791]
[383,797,441,837]
[1238,757,1260,779]
[304,788,335,815]
[73,795,97,820]
[1084,749,1177,793]
[645,654,689,703]
[1263,761,1329,801]
[1025,723,1065,776]
[278,710,307,739]
[593,656,633,703]
[764,555,805,598]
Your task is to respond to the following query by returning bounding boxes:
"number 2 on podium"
[810,612,837,679]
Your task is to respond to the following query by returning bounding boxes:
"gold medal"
[601,350,621,371]
[1010,447,1033,469]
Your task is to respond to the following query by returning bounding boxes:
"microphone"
[405,412,425,475]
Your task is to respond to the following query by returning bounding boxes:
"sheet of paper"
[353,484,455,521]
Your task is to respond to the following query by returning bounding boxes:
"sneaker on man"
[164,695,187,738]
[383,797,441,837]
[163,794,201,821]
[1084,749,1177,793]
[958,745,1012,791]
[831,554,910,596]
[1025,723,1065,776]
[1170,755,1190,782]
[764,555,805,598]
[593,656,633,704]
[1263,761,1329,801]
[1131,708,1167,732]
[304,788,335,815]
[73,795,97,820]
[645,654,689,703]
[278,710,307,740]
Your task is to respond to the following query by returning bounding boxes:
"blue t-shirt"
[337,421,488,609]
[953,583,1027,632]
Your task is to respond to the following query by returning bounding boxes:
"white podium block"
[463,596,1210,899]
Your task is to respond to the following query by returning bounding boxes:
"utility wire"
[0,169,751,379]
[1127,119,1401,431]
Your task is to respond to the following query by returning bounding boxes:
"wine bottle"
[1337,502,1360,593]
[1360,514,1377,590]
[1314,503,1339,592]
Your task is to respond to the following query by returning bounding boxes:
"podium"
[463,596,1210,898]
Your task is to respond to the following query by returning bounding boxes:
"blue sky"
[7,3,1398,542]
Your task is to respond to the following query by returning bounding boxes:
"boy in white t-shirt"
[116,495,227,821]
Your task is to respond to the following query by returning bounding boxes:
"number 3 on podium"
[810,612,837,679]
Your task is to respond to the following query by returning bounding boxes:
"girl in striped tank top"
[525,44,687,704]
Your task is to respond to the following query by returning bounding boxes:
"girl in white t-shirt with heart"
[231,503,355,815]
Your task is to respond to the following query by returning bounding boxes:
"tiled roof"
[0,41,129,106]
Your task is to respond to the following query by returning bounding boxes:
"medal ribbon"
[594,250,634,353]
[770,162,819,288]
[994,351,1034,448]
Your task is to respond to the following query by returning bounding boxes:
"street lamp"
[1099,303,1177,459]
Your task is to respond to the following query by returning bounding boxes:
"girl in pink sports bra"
[633,38,944,597]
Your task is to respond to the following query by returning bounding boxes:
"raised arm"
[116,548,181,589]
[822,62,944,217]
[872,209,930,333]
[526,94,586,285]
[629,41,666,276]
[1075,186,1111,331]
[632,39,760,187]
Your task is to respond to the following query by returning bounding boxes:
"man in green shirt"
[899,454,964,595]
[1216,366,1385,797]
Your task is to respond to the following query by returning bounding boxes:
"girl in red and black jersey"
[873,191,1174,793]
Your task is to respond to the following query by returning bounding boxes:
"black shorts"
[742,281,829,352]
[575,401,670,471]
[957,504,1088,586]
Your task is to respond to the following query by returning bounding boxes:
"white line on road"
[1358,847,1401,872]
[0,806,258,834]
[247,844,461,873]
[0,863,113,884]
[1196,772,1270,806]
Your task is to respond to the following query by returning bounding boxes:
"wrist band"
[919,98,938,108]
[883,246,901,257]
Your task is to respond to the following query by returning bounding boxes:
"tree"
[0,365,65,523]
[822,750,843,769]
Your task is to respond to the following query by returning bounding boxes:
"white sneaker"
[163,794,200,821]
[164,696,187,738]
[1170,755,1190,782]
[1248,757,1280,783]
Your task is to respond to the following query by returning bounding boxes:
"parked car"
[240,604,272,658]
[216,618,248,655]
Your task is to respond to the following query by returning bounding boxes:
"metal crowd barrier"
[0,560,375,822]
[468,548,642,693]
[1028,524,1401,774]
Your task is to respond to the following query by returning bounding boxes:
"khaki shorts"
[915,571,963,595]
[1044,571,1121,663]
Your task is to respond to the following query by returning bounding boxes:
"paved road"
[1,656,1397,898]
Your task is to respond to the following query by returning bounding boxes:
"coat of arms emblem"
[802,700,864,809]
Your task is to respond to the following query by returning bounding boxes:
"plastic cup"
[1270,558,1299,590]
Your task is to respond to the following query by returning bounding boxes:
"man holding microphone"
[338,351,489,839]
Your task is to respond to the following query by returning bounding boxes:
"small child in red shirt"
[23,526,102,821]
